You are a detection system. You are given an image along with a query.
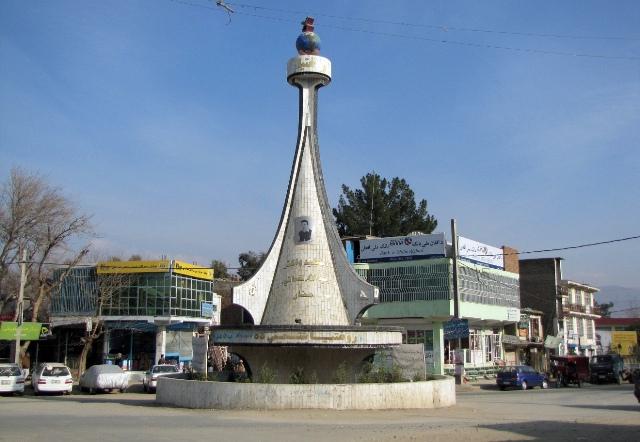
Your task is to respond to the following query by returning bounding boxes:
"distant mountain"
[597,285,640,318]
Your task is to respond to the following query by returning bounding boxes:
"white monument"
[213,18,402,382]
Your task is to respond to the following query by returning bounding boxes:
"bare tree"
[78,271,131,375]
[0,168,92,357]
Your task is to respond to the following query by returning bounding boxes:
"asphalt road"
[0,382,638,441]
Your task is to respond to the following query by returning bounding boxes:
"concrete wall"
[156,376,456,410]
[520,258,562,336]
[231,346,376,384]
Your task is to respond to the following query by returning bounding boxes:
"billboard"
[359,233,446,263]
[97,260,213,280]
[173,260,213,280]
[458,236,504,269]
[611,331,638,356]
[0,322,44,341]
[97,260,170,274]
[444,319,469,340]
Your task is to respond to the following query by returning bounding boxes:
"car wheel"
[499,386,506,391]
[541,380,549,389]
[120,388,126,393]
[143,384,147,393]
[616,374,622,385]
[521,381,528,390]
[89,387,95,395]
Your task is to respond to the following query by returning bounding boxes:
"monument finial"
[296,16,321,55]
[301,16,315,33]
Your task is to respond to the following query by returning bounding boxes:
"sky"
[1,1,639,290]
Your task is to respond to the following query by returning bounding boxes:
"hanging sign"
[0,322,43,341]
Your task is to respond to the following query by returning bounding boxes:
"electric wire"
[227,1,640,42]
[167,0,640,61]
[10,233,640,270]
[458,234,640,259]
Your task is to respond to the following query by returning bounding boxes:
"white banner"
[359,233,446,262]
[458,236,504,269]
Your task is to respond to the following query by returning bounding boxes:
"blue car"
[497,365,549,390]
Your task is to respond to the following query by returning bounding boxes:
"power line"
[459,234,640,259]
[227,2,640,42]
[168,0,640,61]
[606,306,640,315]
[17,232,640,271]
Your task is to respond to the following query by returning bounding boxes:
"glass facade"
[356,258,519,308]
[52,266,214,319]
[356,259,452,303]
[51,267,98,315]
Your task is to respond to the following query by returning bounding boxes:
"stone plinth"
[157,376,456,410]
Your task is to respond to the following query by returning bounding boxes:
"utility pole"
[369,172,375,236]
[203,324,210,379]
[451,219,460,319]
[14,248,27,365]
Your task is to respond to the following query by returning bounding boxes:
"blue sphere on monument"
[296,17,321,55]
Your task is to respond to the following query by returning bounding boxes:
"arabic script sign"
[359,233,446,263]
[458,236,504,269]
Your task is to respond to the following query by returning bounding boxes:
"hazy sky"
[1,1,639,288]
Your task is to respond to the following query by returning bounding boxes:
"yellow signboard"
[97,260,170,275]
[173,260,213,280]
[96,260,213,280]
[611,331,638,356]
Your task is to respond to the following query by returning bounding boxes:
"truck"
[589,354,624,384]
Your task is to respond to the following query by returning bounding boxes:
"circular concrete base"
[156,376,456,410]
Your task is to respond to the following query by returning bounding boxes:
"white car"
[0,363,26,395]
[79,364,129,394]
[143,364,180,392]
[31,363,73,395]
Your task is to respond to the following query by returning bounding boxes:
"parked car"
[79,364,129,394]
[143,364,180,392]
[0,363,26,395]
[633,369,640,403]
[497,365,548,390]
[590,354,624,384]
[31,363,73,395]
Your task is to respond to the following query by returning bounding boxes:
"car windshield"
[153,366,178,374]
[42,366,70,377]
[0,366,21,376]
[591,356,612,363]
[500,366,519,373]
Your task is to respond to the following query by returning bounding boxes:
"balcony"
[561,303,598,317]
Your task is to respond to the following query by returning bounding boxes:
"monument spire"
[232,18,378,326]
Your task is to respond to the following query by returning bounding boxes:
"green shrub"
[358,363,407,383]
[289,367,307,384]
[332,361,349,384]
[256,362,277,384]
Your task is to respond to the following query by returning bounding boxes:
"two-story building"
[346,233,520,376]
[502,308,545,371]
[49,259,220,372]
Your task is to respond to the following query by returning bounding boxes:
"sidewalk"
[455,376,497,392]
